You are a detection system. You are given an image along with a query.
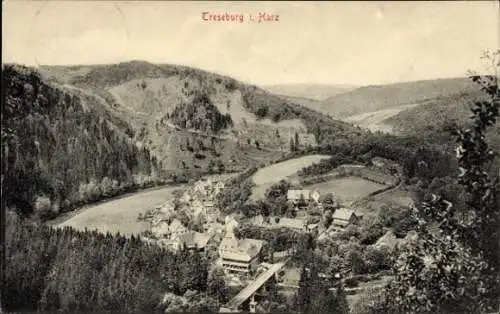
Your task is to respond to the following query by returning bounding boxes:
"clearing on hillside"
[250,154,330,199]
[343,104,420,134]
[352,187,415,217]
[56,185,183,236]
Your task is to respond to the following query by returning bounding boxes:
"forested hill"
[316,77,481,118]
[2,64,163,220]
[3,62,363,221]
[38,61,361,175]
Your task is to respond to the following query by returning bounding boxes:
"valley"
[4,57,499,314]
[4,2,499,313]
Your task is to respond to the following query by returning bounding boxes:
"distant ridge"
[316,77,480,118]
[261,83,357,101]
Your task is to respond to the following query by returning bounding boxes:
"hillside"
[271,94,323,109]
[2,64,162,219]
[261,83,356,101]
[316,77,481,118]
[39,61,360,174]
[343,104,420,134]
[384,89,500,151]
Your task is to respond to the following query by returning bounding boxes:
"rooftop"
[250,215,308,230]
[373,230,400,251]
[287,189,310,200]
[178,231,213,249]
[332,208,356,221]
[274,217,306,230]
[219,237,265,262]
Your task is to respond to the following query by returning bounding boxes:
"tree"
[346,248,366,275]
[322,193,337,210]
[207,266,228,304]
[386,51,500,313]
[296,266,311,311]
[296,260,349,314]
[256,105,269,118]
[289,137,295,152]
[294,132,300,150]
[323,209,334,228]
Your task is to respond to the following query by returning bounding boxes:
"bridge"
[222,259,290,312]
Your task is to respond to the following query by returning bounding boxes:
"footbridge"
[221,258,290,312]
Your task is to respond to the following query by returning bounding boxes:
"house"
[287,189,311,205]
[372,230,418,252]
[204,200,215,208]
[249,214,267,226]
[331,208,360,228]
[373,230,400,251]
[279,267,301,286]
[273,217,308,232]
[250,215,317,233]
[310,190,321,203]
[180,192,192,203]
[151,218,189,239]
[219,233,266,275]
[177,231,214,251]
[225,215,239,232]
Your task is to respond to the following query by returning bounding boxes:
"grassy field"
[352,187,415,216]
[56,185,184,236]
[304,176,385,206]
[250,154,331,199]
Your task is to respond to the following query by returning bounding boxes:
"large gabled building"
[218,232,265,275]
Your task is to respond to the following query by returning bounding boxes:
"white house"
[331,208,360,228]
[287,189,310,204]
[310,190,321,203]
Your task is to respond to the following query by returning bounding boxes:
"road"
[55,184,185,236]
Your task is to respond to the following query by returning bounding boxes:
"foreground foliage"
[4,212,210,312]
[383,52,500,314]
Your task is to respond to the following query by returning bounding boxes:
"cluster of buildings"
[148,177,228,251]
[286,188,360,228]
[151,217,216,251]
[249,215,319,233]
[149,181,363,280]
[286,189,321,207]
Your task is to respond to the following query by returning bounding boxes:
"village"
[138,175,387,312]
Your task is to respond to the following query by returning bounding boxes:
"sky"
[3,1,499,86]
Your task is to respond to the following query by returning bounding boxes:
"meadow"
[304,176,385,206]
[56,185,183,236]
[250,154,331,199]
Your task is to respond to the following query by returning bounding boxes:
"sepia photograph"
[1,1,499,313]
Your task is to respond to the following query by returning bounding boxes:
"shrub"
[34,196,56,221]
